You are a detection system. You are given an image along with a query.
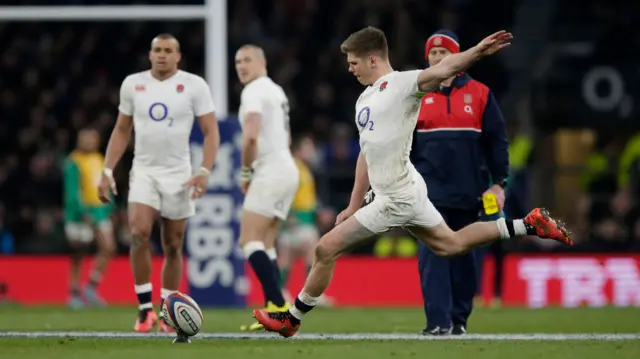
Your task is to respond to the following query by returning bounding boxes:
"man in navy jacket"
[411,30,509,335]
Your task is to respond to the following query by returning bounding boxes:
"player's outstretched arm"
[417,30,513,93]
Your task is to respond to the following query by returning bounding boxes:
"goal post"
[0,2,229,119]
[1,2,249,308]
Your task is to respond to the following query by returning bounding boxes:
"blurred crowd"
[0,0,637,255]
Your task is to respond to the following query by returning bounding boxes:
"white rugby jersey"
[355,70,423,195]
[239,76,295,170]
[118,70,215,172]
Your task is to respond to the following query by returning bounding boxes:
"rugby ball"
[162,292,204,336]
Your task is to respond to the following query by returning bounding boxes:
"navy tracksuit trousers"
[418,207,479,329]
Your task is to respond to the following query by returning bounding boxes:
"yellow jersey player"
[63,128,116,308]
[278,135,334,307]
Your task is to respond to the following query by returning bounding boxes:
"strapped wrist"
[196,166,210,177]
[240,167,253,183]
[103,168,114,179]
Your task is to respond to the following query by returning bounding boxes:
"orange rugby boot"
[134,309,158,333]
[524,208,573,246]
[253,309,300,338]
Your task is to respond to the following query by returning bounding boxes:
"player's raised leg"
[157,217,188,333]
[409,208,572,258]
[128,202,159,332]
[254,214,375,337]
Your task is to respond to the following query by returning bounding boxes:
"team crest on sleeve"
[135,85,145,92]
[176,84,184,93]
[379,81,388,92]
[464,94,472,103]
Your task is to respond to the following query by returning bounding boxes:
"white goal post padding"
[0,3,228,118]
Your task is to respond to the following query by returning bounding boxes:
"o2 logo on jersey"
[357,106,374,132]
[149,102,175,126]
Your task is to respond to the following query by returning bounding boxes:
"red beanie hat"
[425,30,460,60]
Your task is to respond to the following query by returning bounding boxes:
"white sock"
[266,248,277,261]
[298,292,320,306]
[496,218,528,240]
[289,292,321,320]
[496,218,510,239]
[242,241,266,258]
[134,283,153,311]
[513,219,528,236]
[289,306,304,320]
[161,288,177,301]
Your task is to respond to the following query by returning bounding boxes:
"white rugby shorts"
[64,220,112,243]
[128,168,195,220]
[279,224,319,248]
[354,172,443,233]
[243,167,299,220]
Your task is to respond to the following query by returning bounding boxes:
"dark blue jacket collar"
[438,73,472,94]
[452,73,472,88]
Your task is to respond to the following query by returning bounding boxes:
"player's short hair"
[340,26,389,59]
[237,44,266,61]
[152,33,181,52]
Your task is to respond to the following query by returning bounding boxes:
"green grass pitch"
[1,305,639,359]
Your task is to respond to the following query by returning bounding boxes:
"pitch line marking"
[1,332,639,341]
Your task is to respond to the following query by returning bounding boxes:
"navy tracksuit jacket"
[410,73,509,330]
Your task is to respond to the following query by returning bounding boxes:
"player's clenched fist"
[185,167,210,199]
[98,168,117,204]
[239,167,252,195]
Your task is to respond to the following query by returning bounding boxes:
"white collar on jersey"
[370,71,396,88]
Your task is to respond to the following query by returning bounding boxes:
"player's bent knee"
[130,225,151,242]
[162,232,184,259]
[314,234,342,264]
[163,241,182,259]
